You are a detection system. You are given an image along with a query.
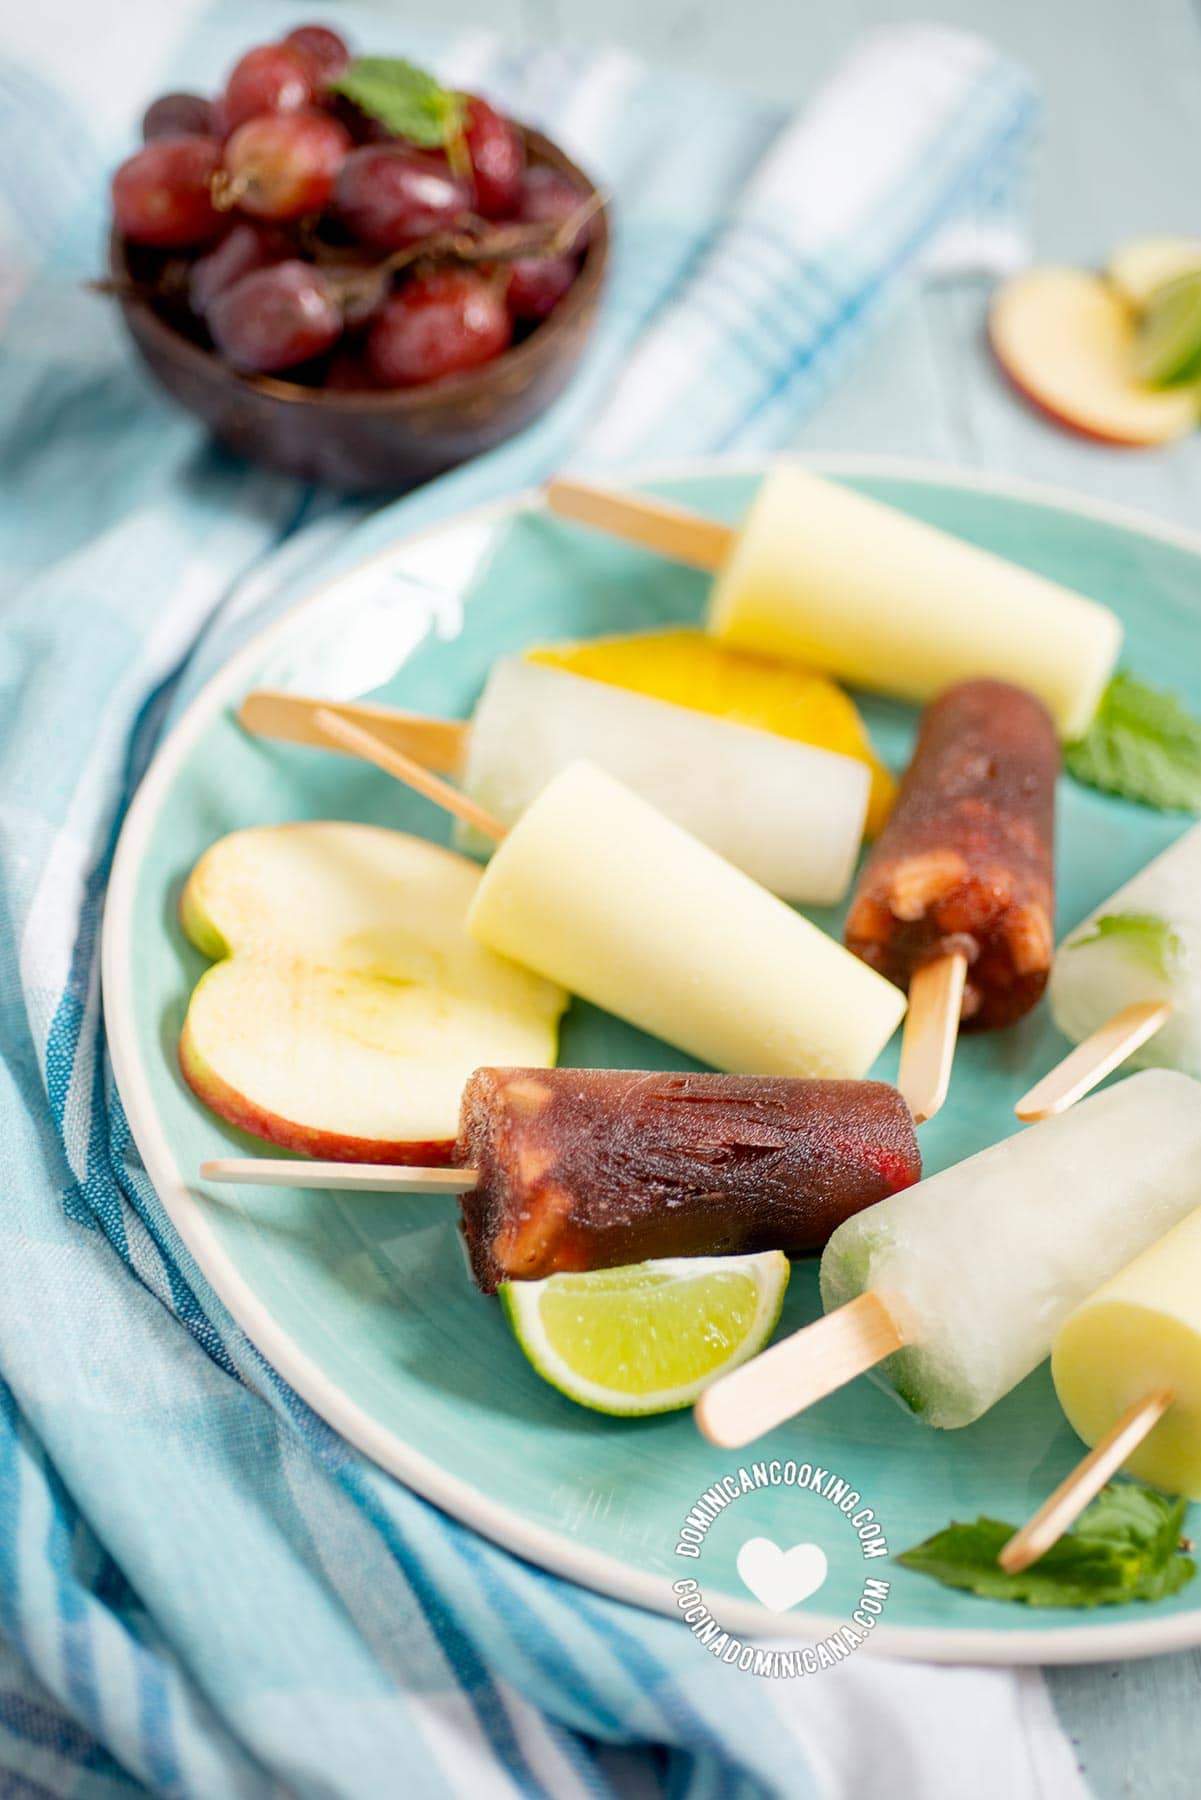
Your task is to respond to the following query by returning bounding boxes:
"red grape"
[189,222,285,315]
[507,253,577,321]
[462,96,524,218]
[519,166,593,254]
[142,92,214,141]
[112,136,223,247]
[208,260,342,372]
[222,110,349,220]
[221,44,315,134]
[366,268,511,386]
[336,145,470,249]
[285,24,350,82]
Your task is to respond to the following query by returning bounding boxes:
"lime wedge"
[500,1253,790,1416]
[1137,272,1201,386]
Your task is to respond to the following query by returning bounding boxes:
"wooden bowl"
[110,127,609,492]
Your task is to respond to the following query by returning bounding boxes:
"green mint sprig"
[330,57,467,151]
[899,1483,1194,1608]
[1066,672,1201,812]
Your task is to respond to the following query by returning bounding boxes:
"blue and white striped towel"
[0,5,1088,1795]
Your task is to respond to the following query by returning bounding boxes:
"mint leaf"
[330,57,466,148]
[898,1484,1195,1608]
[1067,911,1182,980]
[1072,1482,1185,1564]
[1066,672,1201,812]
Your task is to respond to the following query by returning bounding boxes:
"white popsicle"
[457,658,870,904]
[820,1071,1201,1429]
[466,760,907,1080]
[1049,824,1201,1080]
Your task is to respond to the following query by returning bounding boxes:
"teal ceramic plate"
[103,457,1201,1663]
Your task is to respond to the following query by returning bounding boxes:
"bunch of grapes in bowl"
[106,24,607,486]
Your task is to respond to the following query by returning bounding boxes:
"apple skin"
[178,1016,457,1165]
[988,267,1197,448]
[988,355,1174,449]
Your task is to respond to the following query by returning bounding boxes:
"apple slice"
[179,822,567,1164]
[989,267,1198,446]
[1107,236,1201,313]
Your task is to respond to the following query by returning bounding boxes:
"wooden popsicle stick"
[544,477,736,571]
[694,1291,906,1448]
[897,952,968,1125]
[1014,999,1173,1122]
[998,1389,1174,1575]
[200,1157,477,1193]
[240,690,468,775]
[312,707,507,844]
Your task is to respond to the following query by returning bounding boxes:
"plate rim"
[101,452,1201,1666]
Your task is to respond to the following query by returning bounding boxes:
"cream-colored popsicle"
[1053,1207,1201,1498]
[466,760,907,1079]
[708,464,1122,741]
[459,658,870,904]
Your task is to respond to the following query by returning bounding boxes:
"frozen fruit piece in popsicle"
[819,1070,1201,1429]
[466,761,908,1081]
[705,464,1122,741]
[1053,1206,1201,1498]
[845,680,1058,1031]
[1049,823,1201,1079]
[458,657,870,904]
[458,1067,920,1291]
[527,627,896,836]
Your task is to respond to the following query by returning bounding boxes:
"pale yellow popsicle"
[1053,1207,1201,1498]
[708,464,1123,741]
[466,760,907,1079]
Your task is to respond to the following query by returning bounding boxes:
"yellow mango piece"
[528,627,896,836]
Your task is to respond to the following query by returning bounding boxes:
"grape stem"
[96,191,605,318]
[387,190,604,274]
[328,191,605,310]
[210,171,249,213]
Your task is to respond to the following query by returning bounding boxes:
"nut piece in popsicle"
[845,680,1058,1031]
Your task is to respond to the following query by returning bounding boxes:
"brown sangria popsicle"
[457,1067,921,1291]
[203,1066,922,1292]
[844,679,1058,1118]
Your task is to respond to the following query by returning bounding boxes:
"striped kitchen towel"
[0,5,1082,1797]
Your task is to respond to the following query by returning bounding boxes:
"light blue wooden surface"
[340,1,1201,1790]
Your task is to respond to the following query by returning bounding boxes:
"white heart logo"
[736,1537,828,1612]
